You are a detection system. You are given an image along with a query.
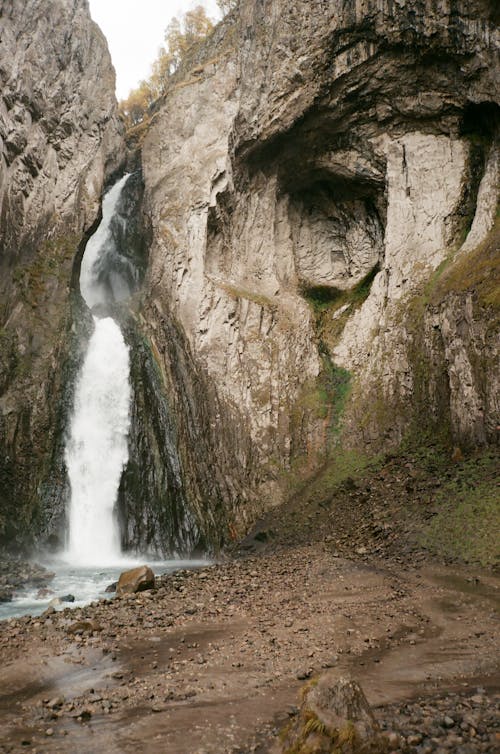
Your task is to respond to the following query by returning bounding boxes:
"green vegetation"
[319,350,351,433]
[284,431,499,570]
[287,268,380,487]
[350,214,497,456]
[419,450,500,567]
[281,708,389,754]
[432,214,500,310]
[119,5,214,126]
[301,264,380,350]
[119,4,227,129]
[308,447,381,503]
[288,351,352,489]
[292,268,380,459]
[303,264,380,314]
[1,233,77,385]
[284,442,381,517]
[13,234,78,311]
[213,279,277,310]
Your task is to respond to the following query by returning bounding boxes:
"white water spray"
[65,318,131,564]
[80,173,130,310]
[65,175,132,566]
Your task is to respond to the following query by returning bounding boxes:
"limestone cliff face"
[0,0,123,548]
[140,0,499,532]
[0,0,497,553]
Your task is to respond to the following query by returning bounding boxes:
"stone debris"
[0,539,498,753]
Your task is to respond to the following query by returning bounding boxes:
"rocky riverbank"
[0,530,498,752]
[1,447,498,753]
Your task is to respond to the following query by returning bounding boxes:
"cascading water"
[65,174,132,566]
[65,318,130,564]
[0,172,211,621]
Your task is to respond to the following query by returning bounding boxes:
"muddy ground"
[0,449,499,754]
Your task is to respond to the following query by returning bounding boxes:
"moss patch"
[13,233,78,313]
[431,214,500,310]
[419,450,500,567]
[281,708,389,754]
[212,279,278,310]
[301,264,380,349]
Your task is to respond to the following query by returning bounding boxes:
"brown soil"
[0,451,499,754]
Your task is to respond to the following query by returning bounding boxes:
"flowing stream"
[0,174,207,621]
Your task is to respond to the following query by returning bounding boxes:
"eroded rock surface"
[0,0,498,551]
[138,0,499,534]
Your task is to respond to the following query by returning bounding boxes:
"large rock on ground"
[116,565,155,595]
[281,675,389,753]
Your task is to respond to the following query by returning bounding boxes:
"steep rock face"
[141,22,324,521]
[140,0,498,531]
[0,0,123,549]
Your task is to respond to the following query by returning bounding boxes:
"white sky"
[88,0,221,101]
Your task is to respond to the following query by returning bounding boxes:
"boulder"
[281,674,389,753]
[116,565,155,595]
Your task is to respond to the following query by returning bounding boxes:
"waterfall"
[65,174,132,566]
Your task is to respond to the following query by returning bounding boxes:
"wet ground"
[1,448,499,753]
[0,546,498,753]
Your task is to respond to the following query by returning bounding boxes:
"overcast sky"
[88,0,221,101]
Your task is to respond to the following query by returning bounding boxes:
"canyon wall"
[139,0,499,533]
[0,0,498,553]
[0,0,123,548]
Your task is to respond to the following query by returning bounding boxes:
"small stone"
[151,704,167,712]
[45,728,54,737]
[67,619,101,634]
[443,716,455,728]
[386,732,400,747]
[296,669,312,680]
[408,733,423,745]
[470,695,484,704]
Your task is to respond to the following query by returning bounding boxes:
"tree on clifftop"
[118,5,214,129]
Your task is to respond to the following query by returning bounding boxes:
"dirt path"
[0,544,498,754]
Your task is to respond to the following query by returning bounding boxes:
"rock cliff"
[0,0,498,554]
[0,0,123,549]
[138,0,499,534]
